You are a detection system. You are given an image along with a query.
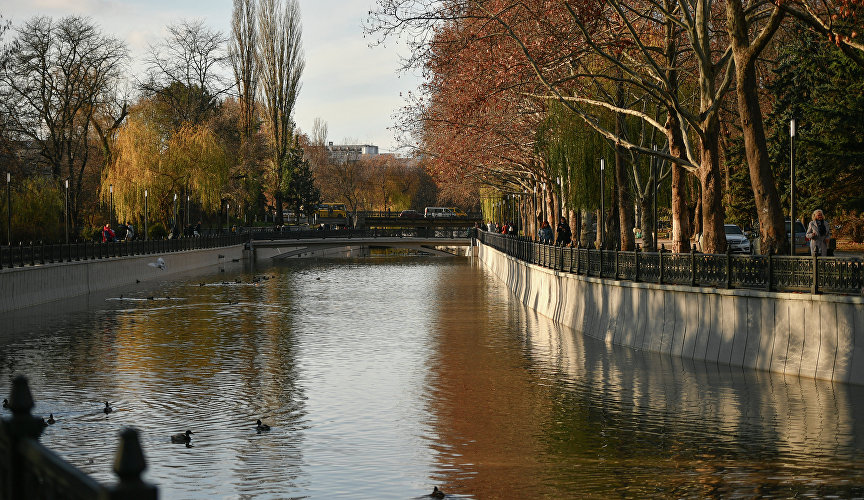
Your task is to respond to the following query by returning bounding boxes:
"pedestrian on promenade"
[806,209,831,256]
[555,218,572,246]
[538,220,553,244]
[102,223,115,243]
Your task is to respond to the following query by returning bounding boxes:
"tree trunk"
[698,124,726,254]
[615,114,635,251]
[726,0,787,254]
[665,113,690,253]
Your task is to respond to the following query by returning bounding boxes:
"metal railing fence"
[1,376,157,500]
[0,234,247,270]
[247,226,472,240]
[476,230,864,295]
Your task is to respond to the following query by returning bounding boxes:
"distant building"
[325,142,378,164]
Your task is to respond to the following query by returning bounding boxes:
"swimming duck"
[103,402,113,414]
[47,413,56,424]
[429,486,445,498]
[39,417,48,427]
[256,419,271,432]
[2,398,8,409]
[171,430,193,443]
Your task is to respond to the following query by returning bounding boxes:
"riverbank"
[0,245,245,312]
[476,239,864,385]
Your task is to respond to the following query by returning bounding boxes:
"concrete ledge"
[0,245,244,312]
[477,241,864,385]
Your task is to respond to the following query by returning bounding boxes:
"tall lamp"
[600,159,605,249]
[6,172,11,246]
[109,184,113,229]
[64,178,69,244]
[144,189,148,241]
[790,118,796,256]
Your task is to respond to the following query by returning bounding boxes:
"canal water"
[3,256,864,498]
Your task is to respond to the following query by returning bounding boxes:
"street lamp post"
[173,193,178,237]
[186,194,190,227]
[790,118,797,256]
[6,172,11,246]
[109,184,113,229]
[64,179,69,244]
[226,203,230,232]
[144,189,148,241]
[653,145,658,252]
[600,159,605,249]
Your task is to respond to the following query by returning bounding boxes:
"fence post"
[107,428,158,500]
[690,244,697,286]
[634,244,640,282]
[658,244,665,284]
[812,249,819,294]
[614,247,620,279]
[3,376,46,500]
[767,254,773,292]
[726,246,733,289]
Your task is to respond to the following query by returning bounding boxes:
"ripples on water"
[2,257,864,498]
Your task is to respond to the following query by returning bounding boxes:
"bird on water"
[2,398,8,409]
[256,419,271,432]
[171,430,193,444]
[103,402,113,414]
[429,486,445,498]
[47,413,56,424]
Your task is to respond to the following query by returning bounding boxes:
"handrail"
[0,233,248,271]
[246,227,473,240]
[475,230,864,296]
[0,376,157,500]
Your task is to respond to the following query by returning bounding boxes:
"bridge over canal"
[250,230,472,260]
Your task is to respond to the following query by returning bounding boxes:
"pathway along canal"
[2,256,864,498]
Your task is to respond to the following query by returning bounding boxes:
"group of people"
[537,218,572,246]
[486,221,517,235]
[101,222,135,242]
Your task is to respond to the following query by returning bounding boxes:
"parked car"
[424,207,467,218]
[724,224,752,254]
[398,209,423,219]
[786,220,809,255]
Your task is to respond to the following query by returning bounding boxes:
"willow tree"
[104,103,229,228]
[257,0,304,226]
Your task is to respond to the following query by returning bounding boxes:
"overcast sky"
[2,0,422,153]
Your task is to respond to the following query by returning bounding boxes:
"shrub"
[148,222,167,240]
[830,210,864,243]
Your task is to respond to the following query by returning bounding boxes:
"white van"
[424,207,465,218]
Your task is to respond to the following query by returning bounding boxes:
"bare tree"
[257,0,305,226]
[0,15,127,231]
[140,19,230,127]
[230,0,258,140]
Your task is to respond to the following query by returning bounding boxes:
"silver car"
[724,224,752,254]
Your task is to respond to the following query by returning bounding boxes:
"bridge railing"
[476,230,864,295]
[0,234,248,271]
[1,376,158,500]
[247,226,473,240]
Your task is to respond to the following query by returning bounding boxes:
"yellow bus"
[316,203,347,219]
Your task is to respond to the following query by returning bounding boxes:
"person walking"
[806,209,831,256]
[555,218,572,246]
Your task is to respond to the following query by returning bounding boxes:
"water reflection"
[1,258,864,498]
[428,261,864,497]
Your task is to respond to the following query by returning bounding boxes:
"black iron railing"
[0,234,247,271]
[476,230,864,295]
[1,376,157,500]
[247,227,472,240]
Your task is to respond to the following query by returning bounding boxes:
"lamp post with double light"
[6,172,11,246]
[109,184,113,230]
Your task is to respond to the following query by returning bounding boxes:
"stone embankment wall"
[0,245,244,312]
[477,241,864,385]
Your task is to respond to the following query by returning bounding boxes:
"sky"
[1,0,423,153]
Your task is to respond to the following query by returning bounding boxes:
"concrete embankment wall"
[477,241,864,385]
[0,245,244,312]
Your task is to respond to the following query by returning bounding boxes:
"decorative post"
[658,244,665,284]
[726,246,733,289]
[690,244,697,286]
[108,428,158,500]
